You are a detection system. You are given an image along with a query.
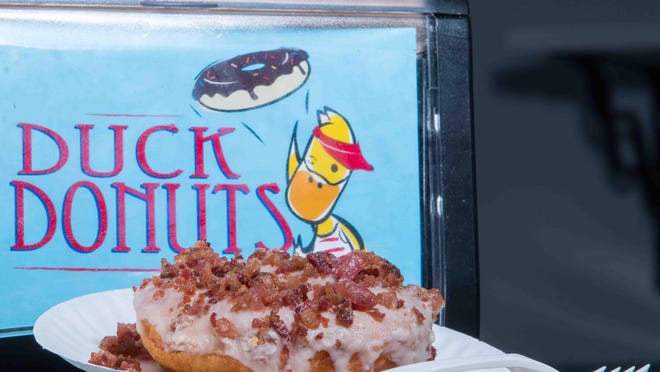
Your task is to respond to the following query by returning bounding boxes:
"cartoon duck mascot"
[286,107,373,256]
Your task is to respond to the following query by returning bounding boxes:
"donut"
[192,48,310,111]
[133,241,444,372]
[138,320,396,372]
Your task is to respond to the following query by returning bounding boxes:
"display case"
[0,0,478,369]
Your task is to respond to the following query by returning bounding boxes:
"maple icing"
[133,241,443,371]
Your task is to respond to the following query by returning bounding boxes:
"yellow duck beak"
[286,108,371,223]
[287,165,345,223]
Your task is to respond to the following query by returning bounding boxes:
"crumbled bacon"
[428,345,438,361]
[160,258,177,279]
[306,251,338,274]
[279,346,290,370]
[334,280,376,311]
[376,291,398,309]
[288,322,308,344]
[333,253,365,280]
[99,323,149,358]
[270,311,290,338]
[152,289,165,300]
[277,254,307,274]
[89,351,142,372]
[280,284,310,307]
[89,323,151,371]
[323,282,342,306]
[428,288,445,315]
[411,306,425,324]
[252,317,264,329]
[247,285,267,311]
[139,241,444,346]
[334,298,353,327]
[184,295,209,316]
[297,308,320,329]
[366,308,386,322]
[210,313,238,339]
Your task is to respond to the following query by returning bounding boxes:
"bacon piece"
[89,323,150,371]
[280,284,310,307]
[277,254,307,274]
[184,295,209,316]
[376,291,398,309]
[411,306,425,324]
[262,249,290,267]
[174,241,215,267]
[310,351,335,371]
[306,251,338,275]
[99,323,149,358]
[210,313,238,339]
[289,322,308,344]
[250,247,268,260]
[334,298,353,327]
[428,345,437,361]
[324,282,342,306]
[279,346,290,370]
[240,258,260,278]
[89,350,142,372]
[297,308,320,329]
[252,317,265,329]
[269,311,290,338]
[427,287,445,317]
[333,252,365,280]
[118,359,142,372]
[334,280,376,311]
[246,285,266,311]
[160,258,177,279]
[152,289,165,300]
[366,308,386,322]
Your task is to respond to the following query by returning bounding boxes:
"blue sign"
[0,21,420,332]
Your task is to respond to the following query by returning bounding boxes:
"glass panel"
[0,5,449,335]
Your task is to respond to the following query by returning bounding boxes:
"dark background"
[471,0,660,371]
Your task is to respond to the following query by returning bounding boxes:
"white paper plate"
[34,288,508,372]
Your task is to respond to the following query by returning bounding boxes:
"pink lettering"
[18,123,69,175]
[192,184,210,242]
[111,182,160,253]
[255,183,293,251]
[212,184,249,254]
[76,124,127,177]
[10,180,57,250]
[63,181,108,253]
[137,125,183,179]
[163,183,187,253]
[190,127,239,179]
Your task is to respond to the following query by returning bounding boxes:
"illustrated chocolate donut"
[192,48,310,112]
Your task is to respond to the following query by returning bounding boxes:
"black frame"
[419,0,479,339]
[431,7,479,338]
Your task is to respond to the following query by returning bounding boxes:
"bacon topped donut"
[192,48,310,111]
[133,241,443,372]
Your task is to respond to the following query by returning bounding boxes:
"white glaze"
[134,281,436,372]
